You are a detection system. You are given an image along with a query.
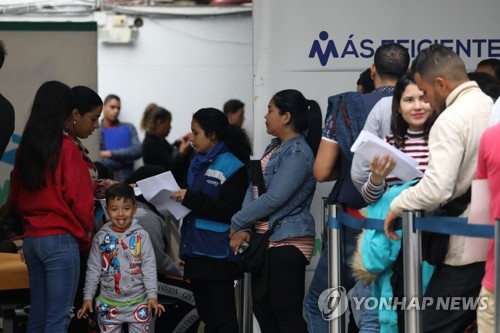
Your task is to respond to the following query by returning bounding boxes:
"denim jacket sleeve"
[231,138,314,231]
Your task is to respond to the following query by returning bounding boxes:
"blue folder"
[103,126,131,150]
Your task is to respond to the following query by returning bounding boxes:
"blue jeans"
[23,234,80,333]
[304,246,329,333]
[348,281,379,332]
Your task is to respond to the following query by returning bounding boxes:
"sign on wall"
[253,0,500,268]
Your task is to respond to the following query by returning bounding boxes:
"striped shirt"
[254,221,315,263]
[361,130,429,204]
[254,145,315,262]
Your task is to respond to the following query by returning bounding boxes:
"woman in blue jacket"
[230,89,322,333]
[170,108,251,333]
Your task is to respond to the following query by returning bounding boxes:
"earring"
[73,120,77,125]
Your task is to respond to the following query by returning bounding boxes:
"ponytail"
[140,103,158,131]
[272,89,323,157]
[304,99,322,157]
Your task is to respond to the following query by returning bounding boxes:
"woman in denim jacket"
[230,89,322,333]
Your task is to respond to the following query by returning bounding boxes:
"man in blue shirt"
[99,94,142,182]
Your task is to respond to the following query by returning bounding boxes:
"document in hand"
[135,171,191,220]
[350,130,423,182]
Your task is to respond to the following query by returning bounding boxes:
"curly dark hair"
[193,107,251,164]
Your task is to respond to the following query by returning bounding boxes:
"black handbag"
[421,187,471,265]
[237,219,281,274]
[238,159,271,274]
[238,219,283,301]
[236,159,304,299]
[237,159,279,300]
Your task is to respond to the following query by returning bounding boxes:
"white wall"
[0,13,253,209]
[98,14,253,148]
[0,11,253,154]
[0,22,98,204]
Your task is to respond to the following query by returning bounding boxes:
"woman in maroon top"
[10,81,95,333]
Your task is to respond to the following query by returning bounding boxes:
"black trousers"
[252,246,308,333]
[422,262,485,333]
[394,255,485,333]
[190,278,239,333]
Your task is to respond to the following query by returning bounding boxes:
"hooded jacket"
[83,220,158,305]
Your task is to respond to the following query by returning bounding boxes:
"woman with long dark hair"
[360,72,438,204]
[229,89,322,333]
[351,72,438,332]
[10,81,95,332]
[170,107,251,333]
[66,85,113,333]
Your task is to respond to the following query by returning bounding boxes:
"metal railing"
[325,204,496,333]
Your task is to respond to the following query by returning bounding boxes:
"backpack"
[323,92,367,205]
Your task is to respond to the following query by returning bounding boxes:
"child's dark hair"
[105,183,136,205]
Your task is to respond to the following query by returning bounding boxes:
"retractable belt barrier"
[328,210,494,237]
[327,209,403,232]
[326,204,498,333]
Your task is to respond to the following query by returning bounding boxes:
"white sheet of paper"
[136,171,191,220]
[133,187,142,196]
[351,130,423,182]
[98,198,109,221]
[463,179,490,263]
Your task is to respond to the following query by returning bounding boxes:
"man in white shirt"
[384,44,492,332]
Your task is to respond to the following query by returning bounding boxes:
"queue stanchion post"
[322,197,328,246]
[241,273,252,333]
[495,219,500,333]
[328,204,344,333]
[402,210,423,333]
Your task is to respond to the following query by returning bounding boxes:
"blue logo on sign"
[309,31,339,66]
[309,31,500,66]
[309,31,375,66]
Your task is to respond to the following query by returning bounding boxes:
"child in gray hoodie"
[77,183,164,332]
